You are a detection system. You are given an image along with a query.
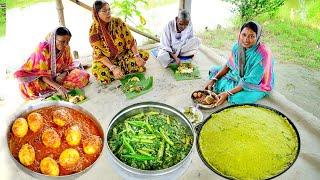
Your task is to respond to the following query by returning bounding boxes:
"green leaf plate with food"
[168,62,201,81]
[120,73,153,99]
[45,88,87,104]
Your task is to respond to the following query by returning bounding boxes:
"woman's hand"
[135,57,146,67]
[57,86,68,99]
[42,76,68,99]
[215,92,229,106]
[204,79,217,91]
[55,72,67,84]
[112,66,124,80]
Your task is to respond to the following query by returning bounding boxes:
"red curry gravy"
[8,106,103,176]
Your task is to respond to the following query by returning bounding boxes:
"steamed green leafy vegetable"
[108,111,193,170]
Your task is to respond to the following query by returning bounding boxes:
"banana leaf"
[120,73,153,99]
[168,63,201,81]
[45,88,87,104]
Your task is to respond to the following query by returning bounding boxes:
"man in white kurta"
[157,9,200,68]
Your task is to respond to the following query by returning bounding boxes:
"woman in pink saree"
[14,27,90,100]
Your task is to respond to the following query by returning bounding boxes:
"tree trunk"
[179,0,192,15]
[56,0,65,26]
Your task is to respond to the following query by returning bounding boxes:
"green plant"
[306,0,320,28]
[223,0,285,21]
[111,0,147,27]
[7,0,53,9]
[0,2,5,37]
[143,0,176,9]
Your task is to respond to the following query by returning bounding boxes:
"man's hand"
[174,57,181,65]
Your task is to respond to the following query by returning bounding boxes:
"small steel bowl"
[180,106,204,126]
[191,90,218,109]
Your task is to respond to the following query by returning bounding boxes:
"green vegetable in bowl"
[108,111,193,170]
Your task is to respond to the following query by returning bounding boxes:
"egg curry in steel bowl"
[7,101,104,178]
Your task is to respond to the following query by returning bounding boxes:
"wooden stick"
[69,0,91,11]
[68,0,159,42]
[129,26,159,42]
[179,0,185,10]
[56,0,65,26]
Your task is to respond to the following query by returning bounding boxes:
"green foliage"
[261,18,320,69]
[223,0,285,21]
[197,28,236,51]
[143,0,176,9]
[305,0,320,28]
[111,0,147,27]
[7,0,53,9]
[0,2,5,37]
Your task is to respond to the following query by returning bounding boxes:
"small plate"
[180,106,204,125]
[191,90,219,109]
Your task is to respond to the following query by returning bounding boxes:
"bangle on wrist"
[134,53,140,58]
[212,77,218,81]
[110,65,117,71]
[226,90,234,96]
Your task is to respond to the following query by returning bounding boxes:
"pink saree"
[14,29,89,100]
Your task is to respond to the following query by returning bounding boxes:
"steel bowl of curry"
[195,104,300,180]
[7,101,104,179]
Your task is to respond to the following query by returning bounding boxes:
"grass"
[7,0,53,9]
[197,0,320,70]
[197,27,236,51]
[0,1,5,37]
[144,0,176,9]
[261,18,320,69]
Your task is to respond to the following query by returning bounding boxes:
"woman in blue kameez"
[205,21,275,106]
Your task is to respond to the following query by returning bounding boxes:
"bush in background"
[223,0,285,21]
[111,0,147,27]
[0,0,6,37]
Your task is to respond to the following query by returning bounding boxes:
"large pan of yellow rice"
[196,104,300,180]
